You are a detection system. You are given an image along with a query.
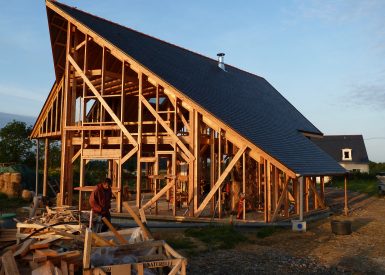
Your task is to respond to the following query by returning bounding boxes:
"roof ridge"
[51,0,266,80]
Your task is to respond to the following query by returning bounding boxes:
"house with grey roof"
[312,135,369,173]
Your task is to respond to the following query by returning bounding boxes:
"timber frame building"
[31,0,348,223]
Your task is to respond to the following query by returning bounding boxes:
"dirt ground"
[163,188,385,274]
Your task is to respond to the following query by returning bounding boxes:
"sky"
[0,0,384,162]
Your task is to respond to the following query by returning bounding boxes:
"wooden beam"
[141,181,175,210]
[83,228,92,270]
[308,178,326,209]
[68,55,138,146]
[43,138,49,197]
[122,202,152,240]
[101,217,128,244]
[140,95,194,162]
[271,177,289,222]
[195,145,246,217]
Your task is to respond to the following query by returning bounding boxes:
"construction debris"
[0,206,187,274]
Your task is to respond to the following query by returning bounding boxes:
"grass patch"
[165,237,195,250]
[0,193,29,211]
[332,178,379,196]
[256,227,280,238]
[185,225,248,250]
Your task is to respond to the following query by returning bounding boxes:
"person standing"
[89,178,112,232]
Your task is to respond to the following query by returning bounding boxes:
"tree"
[0,120,34,164]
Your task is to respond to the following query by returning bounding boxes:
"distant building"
[312,135,369,173]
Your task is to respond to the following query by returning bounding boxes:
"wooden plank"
[31,260,54,275]
[271,177,290,222]
[141,181,175,210]
[1,250,20,275]
[83,228,92,269]
[168,261,182,275]
[122,202,152,240]
[91,233,114,247]
[13,238,36,257]
[111,264,131,275]
[30,236,62,250]
[101,217,128,244]
[308,179,326,209]
[195,145,246,216]
[61,261,68,275]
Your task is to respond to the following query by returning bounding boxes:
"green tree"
[0,120,34,164]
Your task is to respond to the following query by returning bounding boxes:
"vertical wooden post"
[313,177,318,210]
[284,175,289,217]
[299,176,304,221]
[136,73,143,208]
[35,139,40,195]
[79,157,85,210]
[43,138,49,197]
[294,178,299,214]
[193,110,200,215]
[305,177,309,212]
[273,166,279,212]
[188,108,194,216]
[210,129,215,215]
[172,148,177,216]
[266,160,271,222]
[242,152,246,220]
[60,22,74,206]
[344,174,349,216]
[261,156,266,221]
[218,130,222,219]
[117,159,122,212]
[320,176,325,203]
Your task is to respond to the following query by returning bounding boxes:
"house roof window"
[342,148,352,161]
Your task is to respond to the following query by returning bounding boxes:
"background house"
[312,135,369,173]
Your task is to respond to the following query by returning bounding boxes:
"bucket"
[331,220,352,235]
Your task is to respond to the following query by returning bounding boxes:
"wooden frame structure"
[31,0,349,223]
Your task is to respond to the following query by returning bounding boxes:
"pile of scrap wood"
[1,202,187,274]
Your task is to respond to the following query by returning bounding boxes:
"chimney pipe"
[217,53,225,71]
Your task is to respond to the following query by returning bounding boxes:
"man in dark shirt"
[89,178,112,232]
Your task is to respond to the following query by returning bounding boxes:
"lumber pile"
[1,204,187,274]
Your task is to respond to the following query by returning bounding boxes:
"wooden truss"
[31,1,348,223]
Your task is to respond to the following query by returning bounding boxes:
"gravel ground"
[185,188,385,274]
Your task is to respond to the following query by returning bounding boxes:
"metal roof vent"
[217,53,226,71]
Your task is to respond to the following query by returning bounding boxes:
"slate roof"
[311,135,369,164]
[49,1,346,176]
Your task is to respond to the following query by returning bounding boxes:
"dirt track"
[186,188,385,274]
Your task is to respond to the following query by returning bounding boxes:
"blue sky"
[0,0,384,162]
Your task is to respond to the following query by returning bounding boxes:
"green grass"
[256,227,280,238]
[185,225,248,250]
[0,192,29,211]
[332,178,379,196]
[165,237,195,250]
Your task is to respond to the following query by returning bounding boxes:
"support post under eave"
[43,138,50,197]
[344,174,349,216]
[35,139,40,195]
[299,176,304,221]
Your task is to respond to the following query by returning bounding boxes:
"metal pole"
[35,139,39,195]
[299,176,304,221]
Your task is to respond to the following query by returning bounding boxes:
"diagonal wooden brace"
[308,181,326,209]
[195,145,247,217]
[140,94,194,162]
[141,181,175,210]
[271,178,289,222]
[68,55,138,147]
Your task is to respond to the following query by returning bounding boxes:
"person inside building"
[89,177,112,232]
